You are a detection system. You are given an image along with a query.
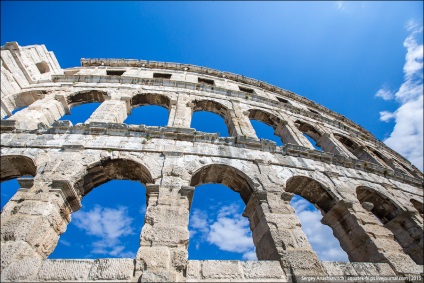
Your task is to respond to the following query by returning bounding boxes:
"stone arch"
[190,99,232,136]
[247,108,289,144]
[190,163,256,204]
[7,90,48,111]
[130,93,171,110]
[192,99,228,119]
[0,155,37,182]
[334,133,381,164]
[75,157,154,197]
[285,175,338,213]
[293,120,323,143]
[66,89,108,108]
[410,199,423,218]
[356,186,402,223]
[356,186,423,264]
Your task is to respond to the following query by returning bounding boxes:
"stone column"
[7,96,66,130]
[85,99,128,124]
[243,191,326,279]
[274,120,314,148]
[167,98,192,128]
[321,201,421,274]
[227,103,257,139]
[316,133,352,157]
[1,179,75,271]
[135,184,192,282]
[384,210,423,265]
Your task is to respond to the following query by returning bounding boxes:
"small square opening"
[153,73,172,79]
[198,77,215,85]
[239,86,254,94]
[308,108,320,115]
[276,97,289,103]
[106,70,125,76]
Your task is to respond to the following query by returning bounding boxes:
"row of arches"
[2,89,417,178]
[1,154,422,266]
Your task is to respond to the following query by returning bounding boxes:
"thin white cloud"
[336,1,346,11]
[72,205,135,258]
[189,204,257,260]
[376,20,423,171]
[291,195,349,262]
[375,86,394,101]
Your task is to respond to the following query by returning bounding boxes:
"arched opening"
[189,164,256,260]
[248,109,285,145]
[125,93,170,126]
[356,186,423,264]
[294,120,323,151]
[190,100,230,137]
[59,90,107,124]
[1,155,37,210]
[49,180,146,259]
[334,134,381,164]
[410,199,423,218]
[59,102,101,124]
[285,176,348,261]
[49,158,153,259]
[2,106,28,120]
[188,184,256,260]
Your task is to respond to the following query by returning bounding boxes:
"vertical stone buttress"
[243,191,326,279]
[1,179,73,271]
[136,184,191,282]
[167,96,193,128]
[7,96,66,130]
[86,99,128,124]
[321,201,421,274]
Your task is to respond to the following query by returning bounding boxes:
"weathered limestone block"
[9,97,65,130]
[1,258,42,282]
[36,259,93,282]
[168,97,192,128]
[241,261,288,281]
[0,240,42,271]
[88,258,135,281]
[86,99,127,124]
[201,260,244,280]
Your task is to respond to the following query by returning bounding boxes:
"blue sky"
[1,1,422,262]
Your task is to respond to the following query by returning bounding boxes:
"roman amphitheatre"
[1,42,423,282]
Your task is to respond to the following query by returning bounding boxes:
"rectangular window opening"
[198,77,215,85]
[153,73,172,79]
[308,108,320,115]
[276,97,289,103]
[239,86,255,94]
[106,70,125,76]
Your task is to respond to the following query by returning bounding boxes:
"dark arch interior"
[0,155,37,182]
[67,90,107,108]
[192,100,228,119]
[285,176,336,213]
[334,134,359,152]
[76,158,153,196]
[12,90,48,110]
[294,120,322,142]
[131,93,170,109]
[248,109,281,129]
[356,186,401,223]
[190,165,254,204]
[410,199,423,216]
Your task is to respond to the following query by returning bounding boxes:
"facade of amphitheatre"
[0,42,423,282]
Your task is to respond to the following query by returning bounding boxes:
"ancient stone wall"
[1,42,423,282]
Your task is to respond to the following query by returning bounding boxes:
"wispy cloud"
[189,204,257,260]
[375,19,423,171]
[291,195,349,262]
[72,205,136,258]
[335,1,346,11]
